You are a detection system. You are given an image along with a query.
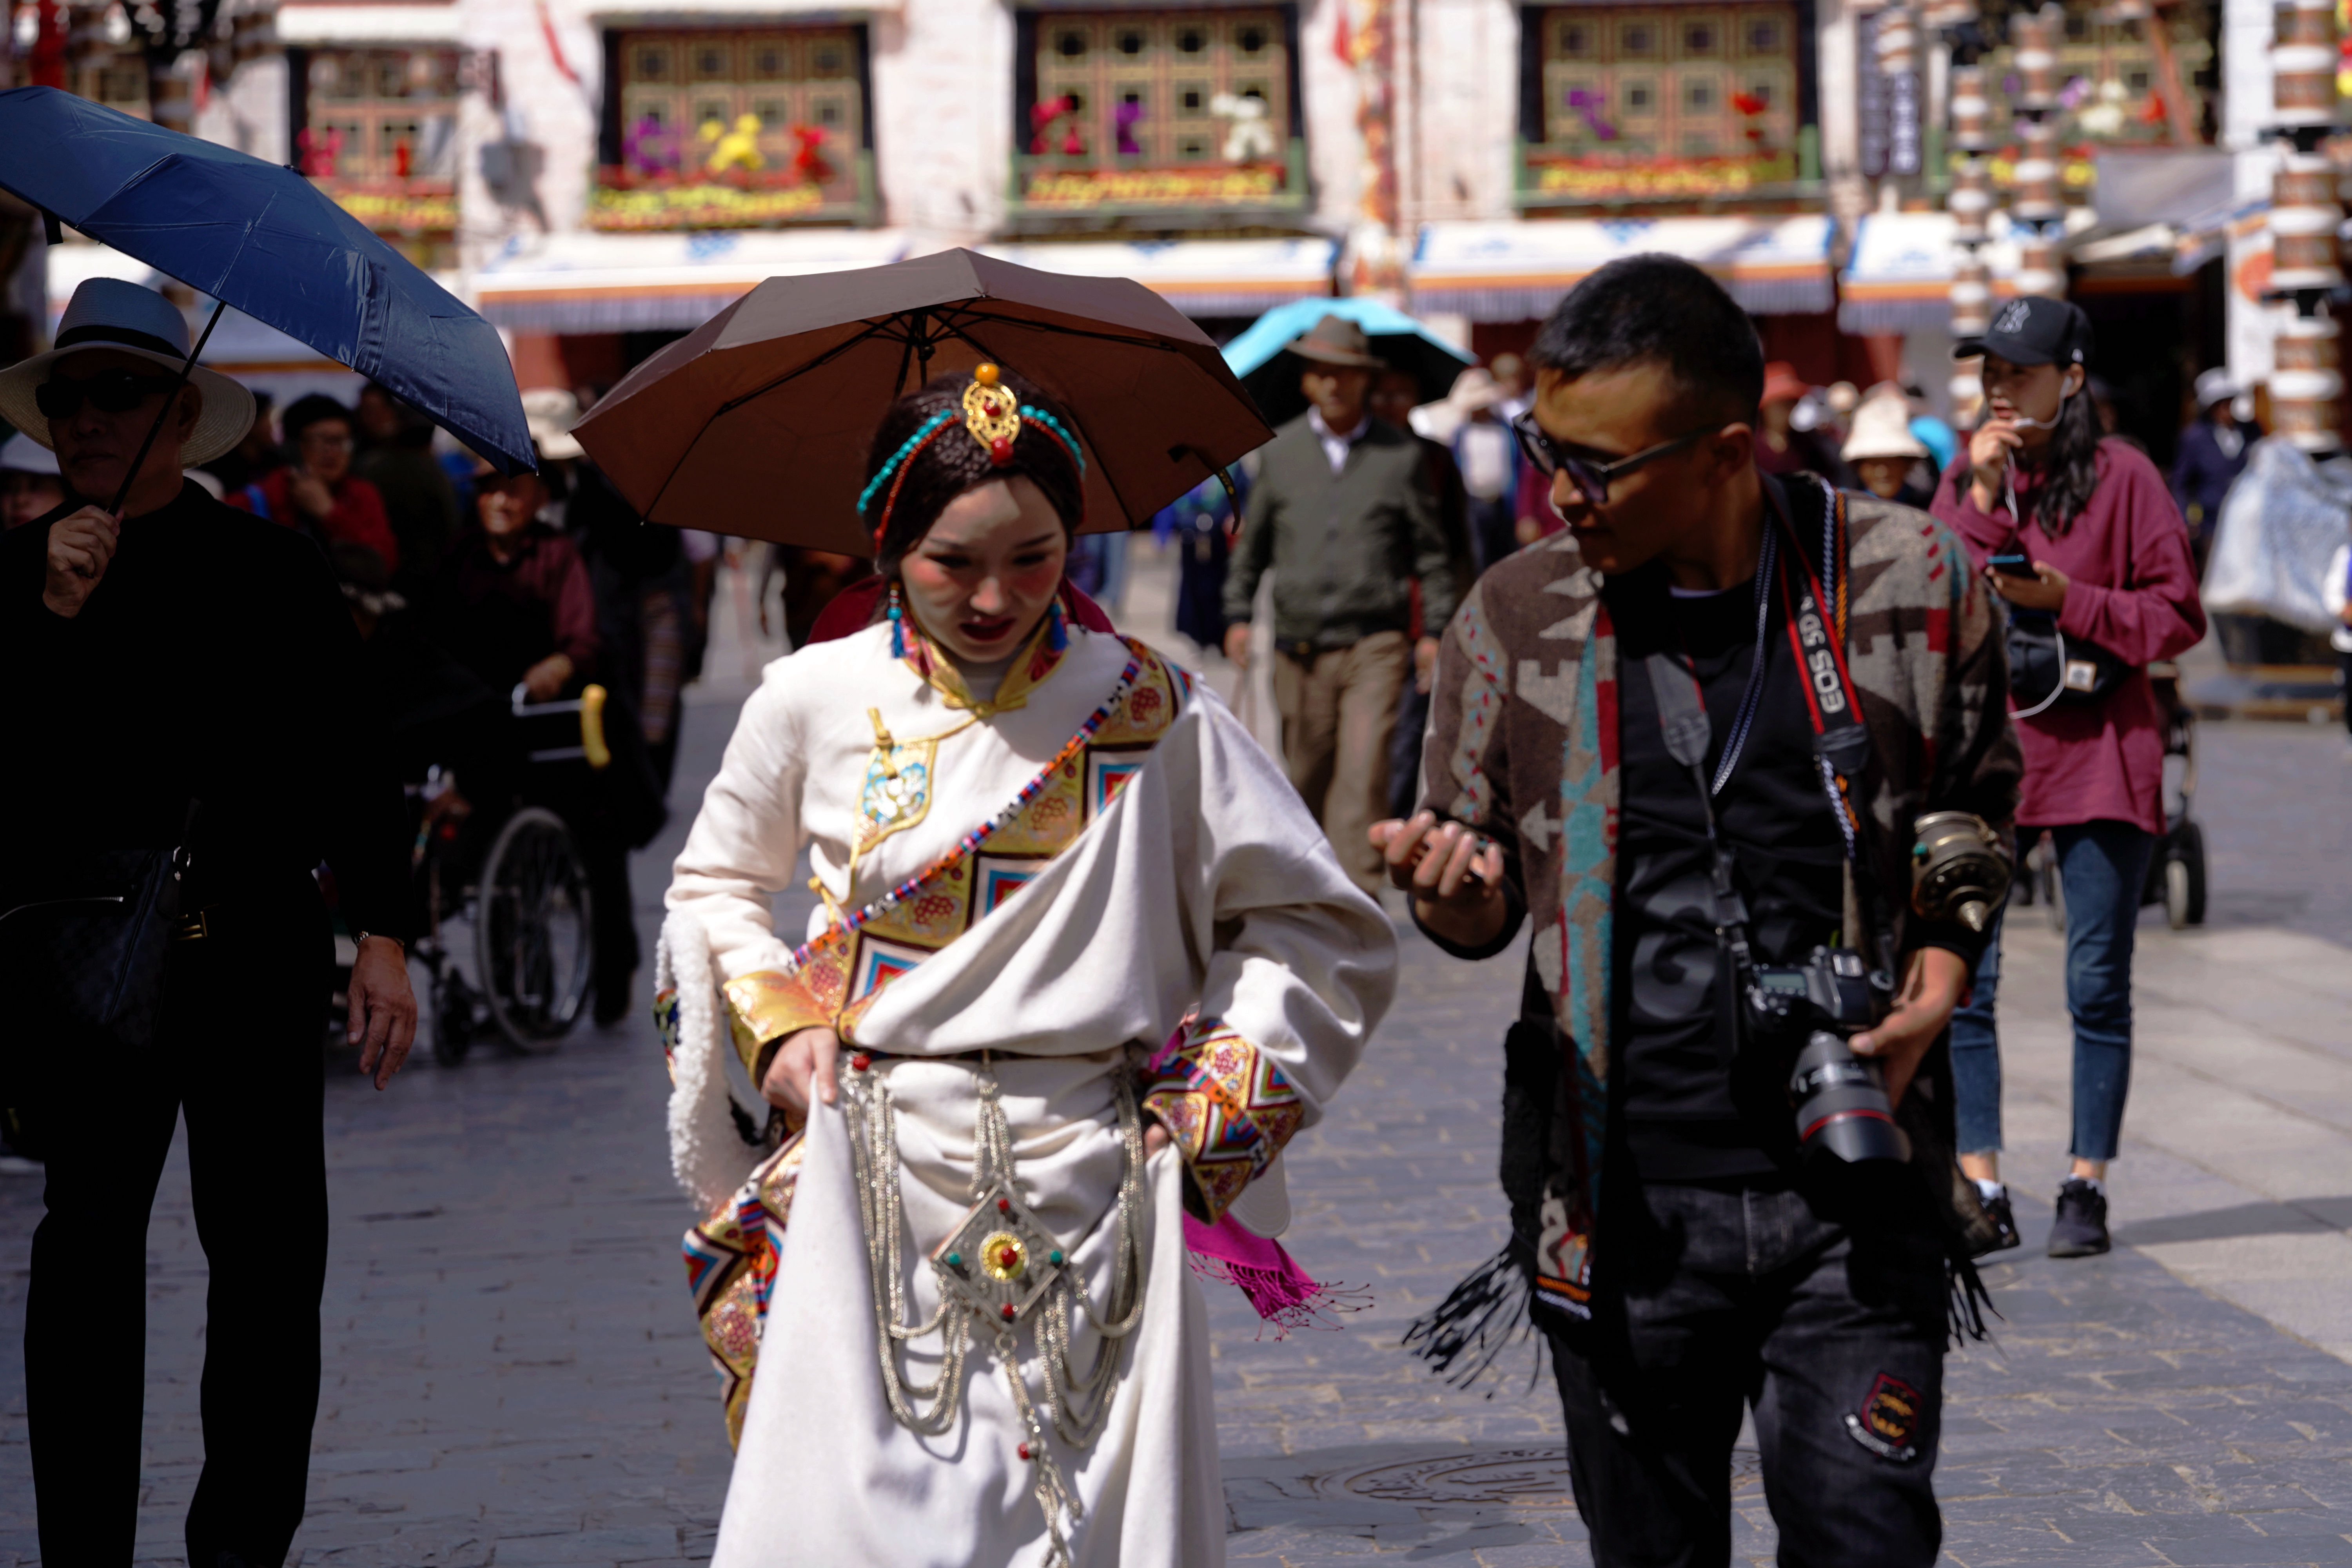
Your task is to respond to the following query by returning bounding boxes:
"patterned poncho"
[1416,478,2021,1330]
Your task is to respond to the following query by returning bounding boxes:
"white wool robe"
[666,622,1396,1568]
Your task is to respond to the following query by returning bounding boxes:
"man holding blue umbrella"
[0,278,417,1568]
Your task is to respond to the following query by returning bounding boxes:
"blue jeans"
[1947,820,2154,1163]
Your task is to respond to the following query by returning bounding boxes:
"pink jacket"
[1930,437,2206,835]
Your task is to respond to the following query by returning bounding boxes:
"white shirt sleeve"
[666,663,807,978]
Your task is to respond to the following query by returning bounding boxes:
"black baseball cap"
[1953,296,2093,368]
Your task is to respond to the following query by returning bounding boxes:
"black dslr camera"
[1739,811,2013,1167]
[1743,946,1908,1165]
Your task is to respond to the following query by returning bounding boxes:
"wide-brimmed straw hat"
[1841,387,1930,462]
[1283,313,1388,370]
[2192,367,2239,409]
[0,278,255,466]
[521,387,584,461]
[0,430,60,476]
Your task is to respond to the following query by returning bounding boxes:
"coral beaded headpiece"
[857,363,1087,553]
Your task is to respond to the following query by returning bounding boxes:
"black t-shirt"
[1610,560,1848,1181]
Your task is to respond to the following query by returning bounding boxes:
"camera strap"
[1639,475,1887,998]
[1766,477,1868,866]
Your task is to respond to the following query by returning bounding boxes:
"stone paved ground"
[3,551,2349,1566]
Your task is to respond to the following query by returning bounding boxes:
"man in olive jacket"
[1222,314,1457,893]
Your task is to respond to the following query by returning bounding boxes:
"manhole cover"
[1303,1448,1764,1510]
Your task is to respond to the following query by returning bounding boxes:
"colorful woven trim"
[1141,1019,1306,1226]
[716,637,1190,1057]
[653,985,682,1067]
[681,1135,805,1448]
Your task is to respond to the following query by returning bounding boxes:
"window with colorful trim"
[1013,7,1303,217]
[289,48,463,242]
[299,49,461,182]
[594,26,872,230]
[1526,4,1804,201]
[1970,0,2216,152]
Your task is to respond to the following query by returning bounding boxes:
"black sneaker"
[1981,1187,2020,1252]
[2048,1178,2111,1258]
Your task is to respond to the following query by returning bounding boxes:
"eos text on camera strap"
[1767,475,1869,864]
[1640,475,1882,976]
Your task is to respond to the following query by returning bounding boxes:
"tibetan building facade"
[4,0,2263,447]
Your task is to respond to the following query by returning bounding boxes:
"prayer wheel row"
[2268,0,2347,451]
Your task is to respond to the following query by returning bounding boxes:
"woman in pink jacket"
[1931,298,2205,1260]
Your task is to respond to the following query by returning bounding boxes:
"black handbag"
[2005,609,2129,713]
[0,805,197,1049]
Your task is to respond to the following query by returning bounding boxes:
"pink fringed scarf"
[1182,1210,1369,1336]
[1145,1023,1368,1335]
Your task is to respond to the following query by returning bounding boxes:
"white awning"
[43,240,359,372]
[1410,216,1835,321]
[978,238,1338,318]
[1839,213,1972,334]
[274,3,459,44]
[1837,209,2106,333]
[472,228,913,334]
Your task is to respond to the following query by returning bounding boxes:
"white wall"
[1813,0,1865,223]
[870,0,1011,243]
[1405,0,1519,225]
[192,53,289,165]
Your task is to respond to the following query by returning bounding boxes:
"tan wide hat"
[522,387,584,461]
[1841,387,1930,463]
[0,278,256,468]
[1282,312,1387,370]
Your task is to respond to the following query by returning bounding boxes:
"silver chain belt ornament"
[841,1054,1149,1568]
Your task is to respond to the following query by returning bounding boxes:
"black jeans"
[1550,1172,1949,1568]
[23,885,331,1568]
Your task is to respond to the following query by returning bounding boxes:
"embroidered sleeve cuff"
[1140,1021,1307,1225]
[722,971,837,1080]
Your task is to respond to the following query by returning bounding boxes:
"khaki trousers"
[1271,628,1408,895]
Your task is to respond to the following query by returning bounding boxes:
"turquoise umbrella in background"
[1220,296,1476,428]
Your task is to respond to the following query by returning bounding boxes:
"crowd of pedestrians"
[6,252,2335,1568]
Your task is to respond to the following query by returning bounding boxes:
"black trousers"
[1549,1172,1949,1568]
[24,888,331,1568]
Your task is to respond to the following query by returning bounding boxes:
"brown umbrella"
[572,247,1274,554]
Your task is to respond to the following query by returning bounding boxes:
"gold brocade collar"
[898,602,1069,719]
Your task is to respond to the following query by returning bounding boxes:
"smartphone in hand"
[1988,552,2037,578]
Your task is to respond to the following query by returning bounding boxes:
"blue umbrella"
[1221,296,1475,428]
[0,86,532,477]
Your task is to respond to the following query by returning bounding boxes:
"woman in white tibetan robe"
[660,365,1395,1568]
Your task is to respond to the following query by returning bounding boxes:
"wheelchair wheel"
[430,960,478,1067]
[476,806,594,1050]
[2164,820,2208,930]
[2038,849,2065,935]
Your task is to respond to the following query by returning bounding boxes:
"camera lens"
[1788,1031,1910,1164]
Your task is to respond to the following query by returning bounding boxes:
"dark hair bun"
[860,367,1085,570]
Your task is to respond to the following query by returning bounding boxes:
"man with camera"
[1374,257,2018,1566]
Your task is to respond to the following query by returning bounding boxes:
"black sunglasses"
[34,368,183,420]
[1511,410,1718,509]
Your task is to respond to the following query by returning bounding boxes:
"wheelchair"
[408,684,611,1063]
